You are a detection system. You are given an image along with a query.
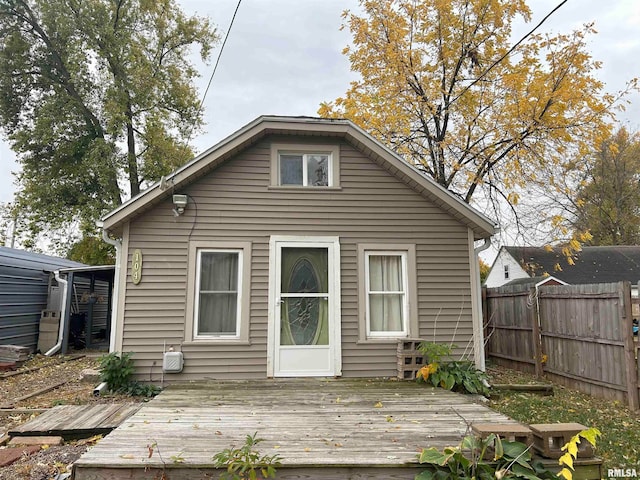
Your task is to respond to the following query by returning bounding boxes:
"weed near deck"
[487,365,640,472]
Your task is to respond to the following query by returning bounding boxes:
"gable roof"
[504,245,640,285]
[101,116,498,239]
[503,275,568,288]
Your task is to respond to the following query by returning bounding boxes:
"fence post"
[621,281,639,411]
[482,287,488,357]
[529,287,544,378]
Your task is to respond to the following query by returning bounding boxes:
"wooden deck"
[9,404,141,439]
[73,379,517,479]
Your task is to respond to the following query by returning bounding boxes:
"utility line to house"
[188,0,243,143]
[450,0,569,106]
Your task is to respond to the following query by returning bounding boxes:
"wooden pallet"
[9,403,141,439]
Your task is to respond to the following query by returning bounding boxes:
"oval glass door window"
[280,248,328,346]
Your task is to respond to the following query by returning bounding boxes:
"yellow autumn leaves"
[320,0,638,248]
[416,363,438,381]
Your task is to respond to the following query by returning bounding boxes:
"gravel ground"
[0,443,90,480]
[0,354,140,479]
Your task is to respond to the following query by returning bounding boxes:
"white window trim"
[266,235,342,377]
[365,251,409,338]
[504,264,510,280]
[357,244,418,343]
[185,241,252,344]
[270,143,340,188]
[194,249,243,339]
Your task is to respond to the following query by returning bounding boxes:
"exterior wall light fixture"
[172,194,188,216]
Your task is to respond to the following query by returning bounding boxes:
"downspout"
[45,270,67,356]
[473,236,493,371]
[99,221,122,353]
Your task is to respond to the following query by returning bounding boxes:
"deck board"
[9,403,141,438]
[73,379,517,479]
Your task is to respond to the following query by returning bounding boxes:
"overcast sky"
[1,0,639,237]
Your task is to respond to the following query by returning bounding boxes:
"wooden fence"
[484,281,640,410]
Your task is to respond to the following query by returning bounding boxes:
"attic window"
[270,143,340,188]
[504,265,510,280]
[280,153,329,186]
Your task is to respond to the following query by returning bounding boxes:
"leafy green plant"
[418,341,455,363]
[416,342,490,396]
[558,428,601,480]
[99,352,135,392]
[170,451,186,464]
[213,432,282,480]
[121,381,161,398]
[98,352,159,397]
[416,433,556,480]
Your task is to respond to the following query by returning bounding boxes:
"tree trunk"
[126,102,140,198]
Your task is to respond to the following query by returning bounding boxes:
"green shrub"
[99,352,135,392]
[419,360,490,396]
[417,342,490,396]
[98,352,159,398]
[418,341,454,363]
[121,381,161,398]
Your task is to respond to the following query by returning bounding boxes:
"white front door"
[268,236,341,377]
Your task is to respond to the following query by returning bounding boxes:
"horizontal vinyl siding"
[123,136,474,380]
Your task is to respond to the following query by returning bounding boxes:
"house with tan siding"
[100,116,498,380]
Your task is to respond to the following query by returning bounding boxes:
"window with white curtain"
[365,251,408,337]
[195,249,242,338]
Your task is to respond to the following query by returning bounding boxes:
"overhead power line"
[451,0,569,105]
[188,0,243,142]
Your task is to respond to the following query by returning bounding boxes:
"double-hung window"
[195,249,242,338]
[365,251,409,337]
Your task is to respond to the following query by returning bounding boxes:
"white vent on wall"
[163,351,184,373]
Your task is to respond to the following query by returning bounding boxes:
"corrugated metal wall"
[0,247,84,351]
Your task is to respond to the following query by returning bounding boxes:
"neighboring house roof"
[0,246,85,271]
[101,115,498,239]
[503,275,568,288]
[504,246,640,285]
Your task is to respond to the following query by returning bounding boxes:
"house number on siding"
[132,249,143,285]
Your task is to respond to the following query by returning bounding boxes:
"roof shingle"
[505,246,640,285]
